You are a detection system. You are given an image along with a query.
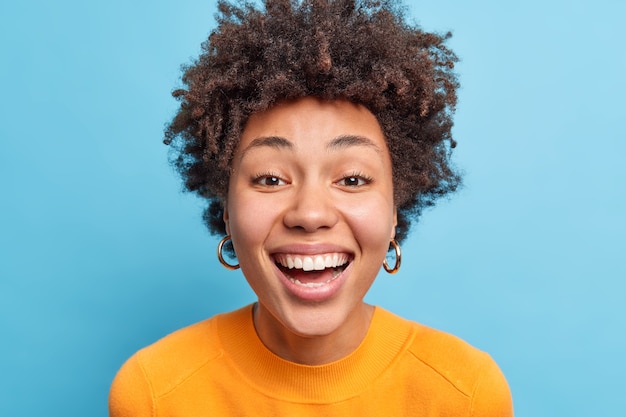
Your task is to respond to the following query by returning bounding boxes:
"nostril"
[282,195,339,232]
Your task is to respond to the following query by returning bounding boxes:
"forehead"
[237,97,387,154]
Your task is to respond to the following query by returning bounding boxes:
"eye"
[337,174,372,187]
[253,174,286,187]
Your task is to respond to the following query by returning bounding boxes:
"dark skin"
[165,0,460,244]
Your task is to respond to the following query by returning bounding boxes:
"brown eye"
[339,175,371,187]
[255,175,285,186]
[343,177,362,186]
[264,176,280,186]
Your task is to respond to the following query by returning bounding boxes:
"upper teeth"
[275,253,349,272]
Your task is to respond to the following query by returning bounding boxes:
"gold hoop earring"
[383,239,401,274]
[217,235,240,270]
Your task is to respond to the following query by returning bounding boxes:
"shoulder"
[135,316,223,389]
[377,308,514,416]
[124,306,253,392]
[109,308,248,416]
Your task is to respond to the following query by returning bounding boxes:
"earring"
[383,239,401,274]
[217,235,240,270]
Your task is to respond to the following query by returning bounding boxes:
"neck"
[253,302,374,365]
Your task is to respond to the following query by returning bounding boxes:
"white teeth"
[300,256,327,271]
[289,275,339,287]
[290,278,327,287]
[314,257,326,270]
[294,257,303,269]
[302,257,314,271]
[275,253,349,271]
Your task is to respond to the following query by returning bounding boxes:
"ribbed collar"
[216,304,415,403]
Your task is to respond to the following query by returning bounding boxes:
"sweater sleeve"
[109,354,154,417]
[470,355,514,417]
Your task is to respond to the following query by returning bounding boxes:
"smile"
[274,253,350,271]
[273,253,351,288]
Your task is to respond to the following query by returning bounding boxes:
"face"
[225,97,397,343]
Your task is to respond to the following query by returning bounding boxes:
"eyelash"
[252,172,286,186]
[337,172,373,187]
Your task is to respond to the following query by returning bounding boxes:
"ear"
[223,203,230,235]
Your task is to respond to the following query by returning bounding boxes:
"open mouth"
[273,253,351,288]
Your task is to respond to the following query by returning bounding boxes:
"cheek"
[343,197,395,248]
[227,195,279,254]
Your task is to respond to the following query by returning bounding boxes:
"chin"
[274,300,360,339]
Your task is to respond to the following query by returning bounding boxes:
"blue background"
[1,0,624,415]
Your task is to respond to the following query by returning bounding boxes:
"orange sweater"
[109,305,513,416]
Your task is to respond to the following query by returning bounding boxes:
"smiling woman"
[109,0,513,416]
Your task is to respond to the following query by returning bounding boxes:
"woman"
[109,0,513,415]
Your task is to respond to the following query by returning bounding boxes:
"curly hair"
[164,0,460,243]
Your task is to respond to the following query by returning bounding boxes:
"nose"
[282,182,339,232]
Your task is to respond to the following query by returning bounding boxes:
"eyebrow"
[239,134,382,160]
[326,135,383,154]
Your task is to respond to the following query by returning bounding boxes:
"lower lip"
[274,263,351,303]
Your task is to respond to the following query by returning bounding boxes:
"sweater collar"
[217,304,414,403]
